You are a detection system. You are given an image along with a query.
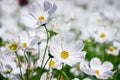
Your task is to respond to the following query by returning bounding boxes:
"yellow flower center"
[6,69,12,74]
[109,46,115,52]
[9,43,18,51]
[95,70,100,75]
[61,50,69,59]
[38,15,45,21]
[76,65,80,70]
[49,60,56,67]
[22,42,27,48]
[100,33,106,38]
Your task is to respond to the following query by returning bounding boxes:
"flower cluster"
[0,0,120,80]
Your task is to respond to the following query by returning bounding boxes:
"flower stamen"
[49,60,56,67]
[109,46,115,52]
[95,69,100,75]
[38,15,45,21]
[61,50,69,59]
[100,33,106,38]
[22,42,27,48]
[9,43,18,51]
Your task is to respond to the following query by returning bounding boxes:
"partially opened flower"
[106,46,119,56]
[21,0,57,28]
[47,17,71,33]
[47,58,62,70]
[49,33,86,66]
[70,63,83,76]
[81,57,114,79]
[18,31,32,49]
[6,40,19,52]
[0,53,21,78]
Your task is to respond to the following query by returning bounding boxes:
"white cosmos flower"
[6,40,19,52]
[21,0,57,28]
[113,41,120,50]
[47,18,71,33]
[70,63,83,76]
[47,58,62,70]
[106,45,119,56]
[18,31,32,49]
[90,26,116,43]
[49,33,86,66]
[28,29,47,44]
[0,53,22,78]
[81,57,114,79]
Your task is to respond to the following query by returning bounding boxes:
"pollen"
[100,33,106,38]
[38,15,45,21]
[22,42,27,48]
[95,69,100,75]
[109,46,115,52]
[61,50,69,59]
[49,60,56,67]
[9,43,18,51]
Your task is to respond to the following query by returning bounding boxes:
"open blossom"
[81,57,114,79]
[21,0,57,28]
[49,33,86,66]
[90,26,116,43]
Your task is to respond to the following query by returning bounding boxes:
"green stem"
[15,51,23,80]
[46,58,52,80]
[103,42,106,61]
[58,64,69,80]
[27,55,31,79]
[61,71,69,80]
[39,57,50,80]
[41,25,49,68]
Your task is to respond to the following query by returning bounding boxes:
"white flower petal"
[101,61,113,72]
[90,58,101,70]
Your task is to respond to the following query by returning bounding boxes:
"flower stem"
[39,57,50,80]
[15,51,23,80]
[41,25,49,68]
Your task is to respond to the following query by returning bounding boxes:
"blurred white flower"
[83,78,92,80]
[28,29,47,44]
[106,46,119,56]
[48,17,71,33]
[18,31,32,49]
[72,78,80,80]
[90,26,116,43]
[70,63,84,76]
[81,57,114,79]
[113,41,120,50]
[0,53,22,78]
